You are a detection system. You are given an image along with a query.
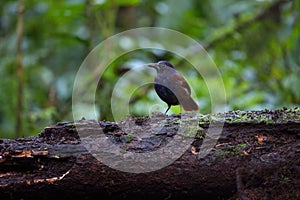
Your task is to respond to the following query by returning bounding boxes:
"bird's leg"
[165,105,171,114]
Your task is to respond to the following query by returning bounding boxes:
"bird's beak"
[146,63,159,70]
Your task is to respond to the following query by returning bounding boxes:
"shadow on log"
[0,108,299,199]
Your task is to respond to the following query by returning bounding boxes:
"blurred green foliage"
[0,0,299,138]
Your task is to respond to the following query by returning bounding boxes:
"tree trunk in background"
[15,0,25,138]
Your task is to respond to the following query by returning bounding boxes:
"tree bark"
[0,109,299,199]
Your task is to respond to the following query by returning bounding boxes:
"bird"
[147,61,199,114]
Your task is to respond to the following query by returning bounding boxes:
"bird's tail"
[181,96,200,112]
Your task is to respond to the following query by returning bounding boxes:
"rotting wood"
[0,108,299,200]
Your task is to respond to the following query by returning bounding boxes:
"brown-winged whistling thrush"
[147,61,199,114]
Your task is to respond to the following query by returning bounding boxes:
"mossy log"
[0,108,299,200]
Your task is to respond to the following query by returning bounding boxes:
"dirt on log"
[0,108,299,200]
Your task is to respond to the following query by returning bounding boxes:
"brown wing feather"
[168,73,199,111]
[169,73,191,95]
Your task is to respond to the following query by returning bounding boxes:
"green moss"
[125,134,133,143]
[66,123,76,128]
[214,149,231,158]
[197,107,300,125]
[215,143,248,158]
[195,130,206,139]
[178,117,202,138]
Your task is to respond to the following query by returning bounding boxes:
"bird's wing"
[166,72,199,111]
[169,72,191,95]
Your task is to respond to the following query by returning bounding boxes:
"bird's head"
[147,61,175,73]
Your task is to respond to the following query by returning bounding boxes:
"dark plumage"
[148,61,199,113]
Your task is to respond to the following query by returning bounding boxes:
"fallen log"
[0,108,299,199]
